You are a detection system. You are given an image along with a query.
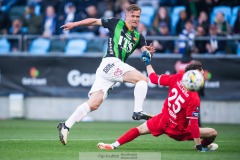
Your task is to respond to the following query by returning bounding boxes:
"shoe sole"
[132,115,153,121]
[57,124,66,145]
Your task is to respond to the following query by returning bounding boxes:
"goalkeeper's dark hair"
[185,61,203,72]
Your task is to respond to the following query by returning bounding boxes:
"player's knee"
[88,98,102,111]
[141,76,148,83]
[212,129,217,137]
[136,79,148,86]
[209,128,217,137]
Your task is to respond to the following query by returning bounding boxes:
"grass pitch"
[0,120,240,160]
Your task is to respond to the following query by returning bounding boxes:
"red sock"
[117,128,140,145]
[201,137,215,147]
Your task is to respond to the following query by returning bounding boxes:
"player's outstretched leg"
[57,122,69,145]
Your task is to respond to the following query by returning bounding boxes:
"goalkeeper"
[97,51,218,152]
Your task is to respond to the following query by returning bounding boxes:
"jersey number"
[168,88,185,113]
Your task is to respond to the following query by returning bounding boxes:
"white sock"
[134,80,147,112]
[112,141,120,148]
[65,102,91,128]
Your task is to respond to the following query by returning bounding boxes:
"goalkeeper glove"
[196,144,209,152]
[140,51,151,66]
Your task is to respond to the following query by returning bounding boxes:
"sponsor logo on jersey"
[192,111,199,117]
[21,67,47,86]
[103,63,115,73]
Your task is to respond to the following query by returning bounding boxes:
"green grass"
[0,120,240,160]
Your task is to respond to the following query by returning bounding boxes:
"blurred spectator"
[97,0,114,17]
[206,25,226,54]
[214,12,231,35]
[185,0,198,21]
[137,22,152,37]
[39,0,59,16]
[154,22,174,54]
[178,20,195,54]
[22,2,42,34]
[153,6,171,32]
[0,0,11,34]
[75,0,98,13]
[176,10,188,35]
[196,11,210,34]
[99,10,114,37]
[75,5,100,36]
[42,5,57,37]
[84,5,99,35]
[8,19,23,51]
[56,2,80,35]
[194,25,207,54]
[233,10,240,35]
[114,0,130,20]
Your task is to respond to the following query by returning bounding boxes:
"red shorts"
[146,113,193,141]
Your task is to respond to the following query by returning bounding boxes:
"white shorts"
[88,57,136,99]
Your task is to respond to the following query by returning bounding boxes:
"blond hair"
[126,4,141,12]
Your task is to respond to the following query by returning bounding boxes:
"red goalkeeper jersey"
[150,73,200,130]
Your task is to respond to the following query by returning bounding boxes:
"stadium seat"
[140,6,155,27]
[49,39,66,53]
[29,38,50,54]
[171,6,186,35]
[65,39,88,55]
[86,39,104,53]
[210,6,231,24]
[0,38,10,54]
[231,6,240,26]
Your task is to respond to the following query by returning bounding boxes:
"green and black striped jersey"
[101,18,147,62]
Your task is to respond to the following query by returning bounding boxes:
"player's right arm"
[60,18,102,31]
